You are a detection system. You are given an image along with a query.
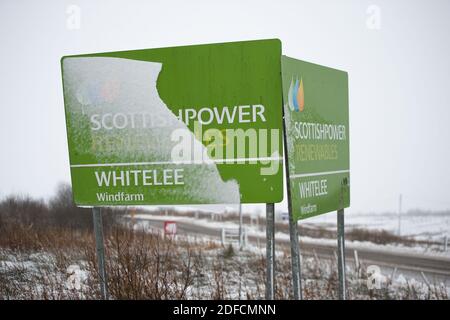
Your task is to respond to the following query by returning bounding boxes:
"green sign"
[61,39,284,206]
[281,56,350,220]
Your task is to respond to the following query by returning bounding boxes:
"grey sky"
[1,0,449,214]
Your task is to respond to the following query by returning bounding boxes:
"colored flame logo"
[288,77,304,112]
[76,79,120,106]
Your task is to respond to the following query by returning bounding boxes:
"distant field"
[303,211,450,242]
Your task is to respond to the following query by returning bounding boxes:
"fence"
[221,227,248,247]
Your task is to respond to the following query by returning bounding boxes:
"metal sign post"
[282,95,303,300]
[265,203,275,299]
[239,203,243,251]
[398,194,402,236]
[337,208,346,300]
[92,207,109,300]
[288,212,302,299]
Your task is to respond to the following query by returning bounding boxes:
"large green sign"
[281,56,350,221]
[61,39,284,206]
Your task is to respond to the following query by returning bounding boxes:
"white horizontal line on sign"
[70,156,283,168]
[290,169,350,179]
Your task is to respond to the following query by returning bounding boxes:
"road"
[133,217,450,285]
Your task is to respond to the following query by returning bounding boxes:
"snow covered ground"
[135,206,450,243]
[302,210,450,242]
[2,242,448,300]
[129,212,450,257]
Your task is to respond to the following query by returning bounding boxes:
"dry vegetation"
[0,184,448,300]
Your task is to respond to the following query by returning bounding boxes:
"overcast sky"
[1,0,449,214]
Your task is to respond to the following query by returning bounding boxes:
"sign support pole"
[265,203,275,299]
[282,101,303,300]
[337,208,346,300]
[92,207,109,300]
[239,203,243,250]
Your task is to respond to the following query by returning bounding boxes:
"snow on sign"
[281,56,350,221]
[61,39,284,206]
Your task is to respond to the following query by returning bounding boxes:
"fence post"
[244,228,248,247]
[354,249,360,277]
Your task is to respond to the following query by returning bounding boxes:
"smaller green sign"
[281,56,350,221]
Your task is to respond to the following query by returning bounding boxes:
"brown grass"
[0,186,447,300]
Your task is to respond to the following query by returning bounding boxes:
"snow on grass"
[303,211,450,242]
[1,238,448,300]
